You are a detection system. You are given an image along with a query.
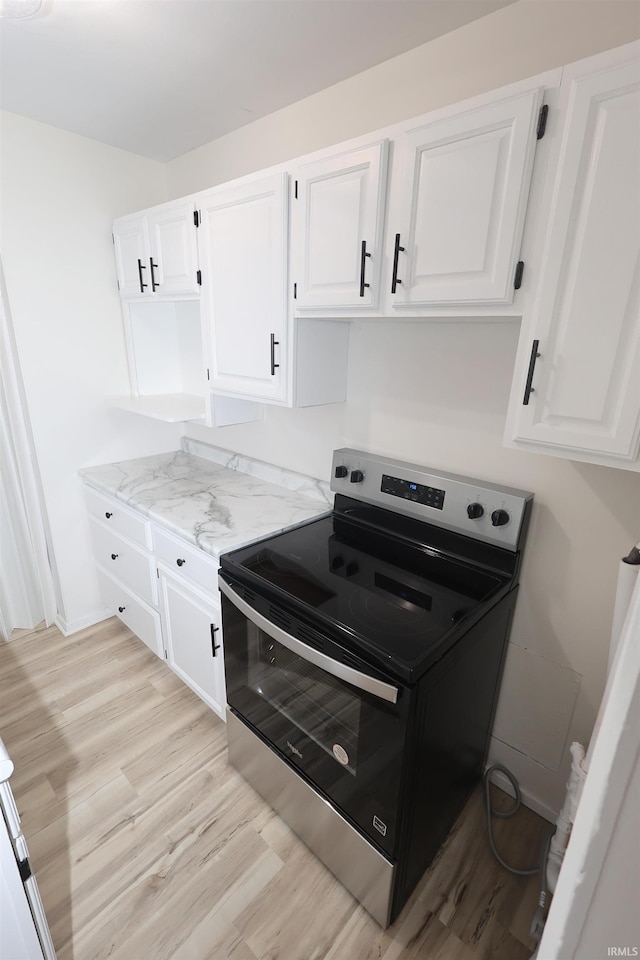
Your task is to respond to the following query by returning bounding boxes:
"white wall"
[0,112,180,635]
[165,0,640,816]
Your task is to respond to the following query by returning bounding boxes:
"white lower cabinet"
[96,567,163,659]
[158,566,226,720]
[86,488,227,720]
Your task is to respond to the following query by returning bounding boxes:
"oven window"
[248,625,361,775]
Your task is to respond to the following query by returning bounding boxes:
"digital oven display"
[381,474,445,510]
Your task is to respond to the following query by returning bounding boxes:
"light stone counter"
[80,442,332,560]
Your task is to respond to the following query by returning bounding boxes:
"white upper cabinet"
[387,86,544,309]
[113,197,200,299]
[291,141,389,311]
[146,199,200,297]
[113,212,148,298]
[506,44,640,469]
[198,173,289,403]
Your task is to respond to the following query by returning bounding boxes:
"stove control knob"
[334,465,348,479]
[350,470,364,483]
[491,509,510,527]
[466,502,484,520]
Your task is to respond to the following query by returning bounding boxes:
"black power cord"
[483,764,555,943]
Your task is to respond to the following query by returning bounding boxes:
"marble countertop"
[80,448,331,560]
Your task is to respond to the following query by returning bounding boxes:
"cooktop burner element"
[223,451,532,681]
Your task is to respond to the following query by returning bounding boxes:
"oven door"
[219,574,410,858]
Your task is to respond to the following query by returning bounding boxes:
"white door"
[113,212,149,298]
[508,50,640,465]
[199,174,288,403]
[159,568,226,720]
[147,198,200,297]
[291,141,388,311]
[389,87,543,307]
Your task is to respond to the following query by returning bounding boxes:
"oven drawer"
[89,517,157,606]
[153,525,218,595]
[85,487,152,549]
[96,567,163,658]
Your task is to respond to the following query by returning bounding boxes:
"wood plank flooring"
[0,619,549,960]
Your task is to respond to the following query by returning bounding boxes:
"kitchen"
[1,1,639,958]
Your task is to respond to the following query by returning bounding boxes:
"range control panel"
[331,448,533,552]
[381,475,445,510]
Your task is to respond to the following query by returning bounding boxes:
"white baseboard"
[55,606,111,637]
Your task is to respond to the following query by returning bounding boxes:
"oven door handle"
[219,578,399,705]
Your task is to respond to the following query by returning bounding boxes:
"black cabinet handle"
[118,606,125,613]
[359,240,371,298]
[210,623,221,657]
[111,553,118,560]
[105,512,112,519]
[391,233,404,294]
[137,258,147,292]
[270,333,280,376]
[149,258,159,292]
[176,558,186,567]
[522,339,541,406]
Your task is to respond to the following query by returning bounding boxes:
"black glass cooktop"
[221,512,509,676]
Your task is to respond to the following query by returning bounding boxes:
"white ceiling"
[0,0,515,162]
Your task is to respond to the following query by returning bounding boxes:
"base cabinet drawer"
[89,518,157,606]
[153,525,218,595]
[96,567,163,659]
[85,486,152,548]
[158,566,226,720]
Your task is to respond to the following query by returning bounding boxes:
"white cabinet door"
[291,141,388,311]
[147,198,200,297]
[159,568,226,720]
[388,87,543,308]
[113,212,149,298]
[507,48,640,466]
[199,173,288,403]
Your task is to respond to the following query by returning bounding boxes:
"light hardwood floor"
[0,619,548,960]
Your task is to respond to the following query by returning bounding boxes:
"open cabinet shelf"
[112,393,206,423]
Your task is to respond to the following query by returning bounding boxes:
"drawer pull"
[270,333,280,376]
[391,233,404,294]
[210,623,220,657]
[118,606,125,613]
[359,239,371,297]
[522,339,541,406]
[137,258,147,292]
[105,512,113,519]
[111,553,118,560]
[176,558,186,567]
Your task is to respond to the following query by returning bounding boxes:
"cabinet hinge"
[514,261,525,290]
[111,233,115,244]
[18,858,32,883]
[196,269,202,286]
[156,568,159,578]
[293,282,297,299]
[294,180,298,199]
[206,368,210,381]
[536,104,548,140]
[164,651,168,660]
[193,210,200,227]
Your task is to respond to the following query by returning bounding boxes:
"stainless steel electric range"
[218,448,533,927]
